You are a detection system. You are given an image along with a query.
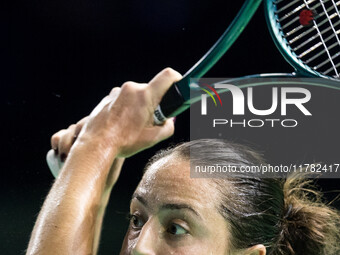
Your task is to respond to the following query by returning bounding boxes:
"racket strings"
[276,0,307,15]
[285,1,338,36]
[276,0,317,22]
[324,58,340,74]
[303,0,340,76]
[273,0,340,78]
[302,0,339,76]
[331,0,340,17]
[316,51,340,69]
[293,19,340,50]
[305,40,339,63]
[288,12,339,43]
[319,0,340,49]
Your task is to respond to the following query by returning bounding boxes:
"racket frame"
[160,0,263,118]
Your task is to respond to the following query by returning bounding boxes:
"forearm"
[93,157,125,254]
[27,67,179,255]
[27,136,118,255]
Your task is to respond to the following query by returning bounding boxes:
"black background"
[2,0,339,254]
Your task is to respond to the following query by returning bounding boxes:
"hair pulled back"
[147,139,340,255]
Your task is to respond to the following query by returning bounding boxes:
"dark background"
[2,0,339,254]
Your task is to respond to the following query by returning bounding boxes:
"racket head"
[265,0,340,80]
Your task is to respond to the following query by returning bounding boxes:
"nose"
[131,221,157,255]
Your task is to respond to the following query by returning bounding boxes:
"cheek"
[179,238,228,255]
[119,230,133,255]
[120,229,228,255]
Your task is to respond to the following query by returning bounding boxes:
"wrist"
[76,129,120,156]
[62,132,119,180]
[78,118,126,153]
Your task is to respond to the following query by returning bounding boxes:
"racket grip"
[153,82,186,125]
[46,149,64,178]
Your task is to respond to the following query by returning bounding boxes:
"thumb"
[145,117,175,143]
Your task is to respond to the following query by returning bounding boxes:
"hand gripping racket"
[47,0,340,177]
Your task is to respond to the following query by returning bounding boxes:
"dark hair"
[146,139,340,255]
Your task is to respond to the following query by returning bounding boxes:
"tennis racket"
[47,0,340,177]
[154,0,340,123]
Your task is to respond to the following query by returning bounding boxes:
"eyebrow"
[132,195,202,219]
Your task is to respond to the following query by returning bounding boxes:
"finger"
[143,117,175,143]
[89,87,122,118]
[155,117,175,140]
[108,87,122,107]
[51,129,67,154]
[89,95,112,117]
[74,116,89,137]
[148,68,182,106]
[58,124,77,161]
[109,87,121,97]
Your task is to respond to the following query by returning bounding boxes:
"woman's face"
[120,155,230,255]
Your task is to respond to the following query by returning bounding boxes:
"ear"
[244,244,266,255]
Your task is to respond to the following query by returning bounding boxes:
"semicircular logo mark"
[200,84,223,107]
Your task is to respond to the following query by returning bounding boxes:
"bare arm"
[93,157,125,254]
[46,115,125,254]
[27,135,119,255]
[26,68,182,255]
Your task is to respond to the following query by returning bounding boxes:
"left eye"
[167,223,188,235]
[130,214,144,229]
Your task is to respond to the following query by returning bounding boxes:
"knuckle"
[121,82,149,102]
[162,67,177,78]
[121,81,136,92]
[51,131,63,148]
[162,67,182,82]
[75,122,83,131]
[137,86,152,103]
[76,117,87,125]
[109,87,120,96]
[51,133,59,141]
[54,129,67,140]
[52,129,65,140]
[68,124,76,130]
[51,135,58,145]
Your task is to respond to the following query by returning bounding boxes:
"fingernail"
[60,153,67,162]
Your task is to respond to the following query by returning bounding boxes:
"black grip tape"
[159,82,185,117]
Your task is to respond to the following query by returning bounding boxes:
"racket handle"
[153,81,187,125]
[46,149,64,178]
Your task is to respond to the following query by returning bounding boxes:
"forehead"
[135,154,221,212]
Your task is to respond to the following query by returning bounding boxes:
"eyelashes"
[167,222,188,236]
[127,213,145,229]
[127,212,189,236]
